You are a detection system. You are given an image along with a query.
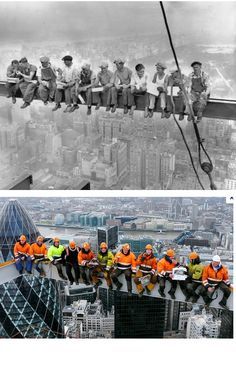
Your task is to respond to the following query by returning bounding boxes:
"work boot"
[203,296,211,306]
[148,109,154,118]
[6,94,11,98]
[158,288,165,297]
[168,289,176,300]
[109,285,113,290]
[95,103,101,110]
[138,289,145,298]
[63,105,71,113]
[219,297,229,310]
[196,111,203,123]
[94,279,103,288]
[44,101,48,105]
[129,105,136,116]
[116,281,123,290]
[70,281,74,286]
[69,104,79,112]
[21,102,30,109]
[111,105,117,113]
[106,105,110,112]
[179,113,184,121]
[19,270,24,275]
[123,106,128,114]
[12,97,16,104]
[52,104,61,111]
[83,280,90,286]
[165,111,171,119]
[26,271,32,275]
[191,295,199,303]
[161,109,165,118]
[87,106,92,115]
[185,294,191,302]
[144,107,149,118]
[187,114,192,121]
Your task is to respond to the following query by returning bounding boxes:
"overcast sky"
[0,1,235,44]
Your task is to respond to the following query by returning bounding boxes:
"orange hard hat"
[166,249,175,257]
[100,242,108,249]
[69,241,76,248]
[122,243,130,250]
[36,236,44,242]
[189,252,199,260]
[83,242,90,250]
[145,244,153,250]
[53,237,60,243]
[20,235,26,241]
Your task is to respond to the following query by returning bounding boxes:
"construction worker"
[186,61,210,122]
[38,56,57,105]
[6,60,20,104]
[111,243,136,296]
[14,235,32,274]
[17,57,38,109]
[185,252,204,303]
[199,255,232,309]
[77,242,95,285]
[65,241,80,285]
[91,242,114,289]
[30,236,48,276]
[109,58,133,114]
[156,248,179,299]
[76,63,96,115]
[147,62,170,118]
[47,237,67,280]
[92,62,113,111]
[130,63,150,117]
[53,55,79,113]
[166,69,189,121]
[134,244,158,297]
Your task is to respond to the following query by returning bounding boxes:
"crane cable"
[159,1,217,190]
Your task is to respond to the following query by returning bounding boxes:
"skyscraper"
[0,199,40,262]
[97,226,119,249]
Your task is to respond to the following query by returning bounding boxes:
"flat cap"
[40,56,50,63]
[114,58,125,64]
[155,62,167,69]
[19,57,28,63]
[191,61,202,67]
[62,55,73,61]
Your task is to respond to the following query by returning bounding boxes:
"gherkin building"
[0,199,40,262]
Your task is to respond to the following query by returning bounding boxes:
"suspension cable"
[159,1,217,190]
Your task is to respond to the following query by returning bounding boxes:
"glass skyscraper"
[0,274,64,338]
[0,199,40,262]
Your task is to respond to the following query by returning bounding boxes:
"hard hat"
[166,249,175,257]
[122,243,130,250]
[69,241,76,249]
[62,55,73,61]
[145,244,153,250]
[20,235,26,241]
[212,255,221,262]
[83,242,90,250]
[36,236,44,242]
[189,252,199,260]
[40,56,49,64]
[53,237,60,243]
[100,242,108,249]
[99,61,108,68]
[155,62,167,69]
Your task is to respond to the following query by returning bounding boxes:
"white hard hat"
[212,255,221,262]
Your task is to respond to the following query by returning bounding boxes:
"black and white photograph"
[0,1,235,190]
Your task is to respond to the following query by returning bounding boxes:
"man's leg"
[86,88,92,115]
[63,87,72,112]
[15,258,23,274]
[49,81,56,101]
[168,278,178,299]
[26,256,33,274]
[38,84,49,103]
[124,269,132,293]
[52,88,63,111]
[73,263,80,284]
[104,270,112,288]
[66,263,74,284]
[146,273,158,293]
[19,82,28,97]
[80,266,90,285]
[22,82,38,106]
[148,94,156,117]
[110,87,118,112]
[218,282,231,308]
[134,270,144,294]
[158,276,166,297]
[111,268,123,289]
[69,85,79,112]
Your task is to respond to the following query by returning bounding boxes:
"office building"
[97,225,119,249]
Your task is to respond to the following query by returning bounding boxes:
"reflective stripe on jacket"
[157,257,176,276]
[30,243,47,256]
[202,263,230,287]
[77,250,95,265]
[136,253,157,274]
[14,242,31,257]
[114,251,136,271]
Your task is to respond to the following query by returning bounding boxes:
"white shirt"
[61,64,79,83]
[130,71,150,90]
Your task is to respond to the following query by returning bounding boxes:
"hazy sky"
[0,1,235,44]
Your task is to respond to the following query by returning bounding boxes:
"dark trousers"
[5,82,19,97]
[55,86,75,105]
[66,262,80,283]
[92,87,110,106]
[109,87,133,107]
[131,89,149,107]
[198,282,231,304]
[186,281,202,300]
[80,266,92,284]
[111,268,132,291]
[38,81,56,102]
[19,81,38,104]
[77,87,92,106]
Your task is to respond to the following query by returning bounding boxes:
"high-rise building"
[64,284,97,305]
[186,308,221,338]
[97,226,119,249]
[219,310,233,338]
[0,199,40,262]
[0,274,64,338]
[114,292,166,338]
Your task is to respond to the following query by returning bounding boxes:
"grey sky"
[0,1,235,44]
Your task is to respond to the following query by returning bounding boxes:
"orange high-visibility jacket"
[30,243,48,256]
[157,257,177,276]
[136,253,157,275]
[114,251,136,271]
[202,263,230,287]
[14,242,31,257]
[78,250,95,265]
